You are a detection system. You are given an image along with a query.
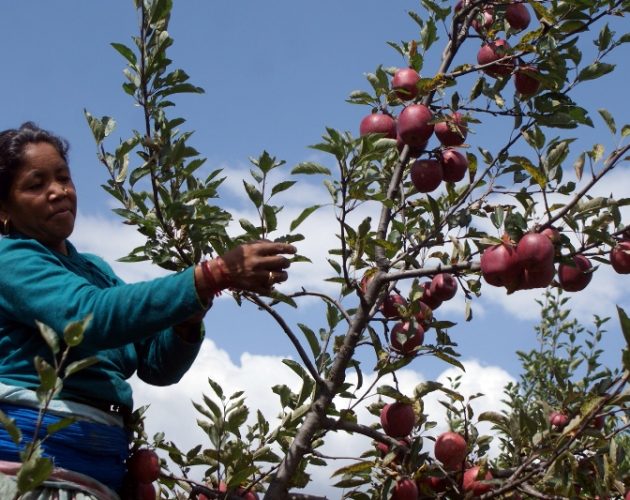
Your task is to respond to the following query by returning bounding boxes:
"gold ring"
[268,271,274,286]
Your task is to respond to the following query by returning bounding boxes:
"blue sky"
[2,2,629,493]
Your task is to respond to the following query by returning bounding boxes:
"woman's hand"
[219,240,297,292]
[195,240,297,300]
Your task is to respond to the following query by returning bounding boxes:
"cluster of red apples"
[359,1,544,199]
[365,272,458,356]
[378,402,494,498]
[481,228,630,294]
[127,448,161,499]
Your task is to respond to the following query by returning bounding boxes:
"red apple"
[381,293,407,318]
[472,6,495,33]
[610,240,630,274]
[392,477,418,500]
[434,112,468,146]
[440,148,468,182]
[477,39,515,77]
[419,281,443,310]
[390,321,425,355]
[549,411,569,429]
[480,243,523,290]
[414,300,434,329]
[514,65,541,96]
[430,273,458,301]
[360,113,396,138]
[417,475,447,494]
[558,254,592,292]
[136,482,156,500]
[434,431,467,469]
[455,1,495,32]
[410,159,443,193]
[517,232,555,268]
[397,132,427,158]
[376,437,409,461]
[398,104,434,146]
[392,68,421,101]
[625,490,630,500]
[380,402,416,438]
[127,448,161,484]
[505,2,531,31]
[520,261,555,289]
[591,414,605,430]
[541,226,561,245]
[463,466,494,495]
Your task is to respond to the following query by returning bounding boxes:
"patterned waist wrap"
[0,384,129,494]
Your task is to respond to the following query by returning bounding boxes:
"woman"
[0,122,296,498]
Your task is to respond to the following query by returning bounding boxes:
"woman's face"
[0,141,77,254]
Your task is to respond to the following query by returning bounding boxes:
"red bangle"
[201,260,223,297]
[214,256,234,288]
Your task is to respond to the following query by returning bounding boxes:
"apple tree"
[81,0,630,498]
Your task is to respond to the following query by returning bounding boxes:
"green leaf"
[576,62,615,83]
[616,305,630,349]
[111,42,137,65]
[0,409,21,444]
[262,204,278,233]
[573,152,585,181]
[226,405,248,436]
[598,109,616,134]
[292,162,331,175]
[16,456,53,494]
[478,411,508,426]
[420,17,438,51]
[414,381,443,399]
[622,125,630,137]
[35,321,59,355]
[270,181,296,197]
[64,357,100,378]
[520,159,547,188]
[298,324,321,359]
[289,205,322,231]
[243,181,262,208]
[34,356,57,392]
[331,460,374,477]
[63,314,92,347]
[46,416,76,435]
[282,359,312,382]
[433,350,465,371]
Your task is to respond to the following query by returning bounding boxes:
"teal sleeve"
[0,238,205,351]
[83,254,205,386]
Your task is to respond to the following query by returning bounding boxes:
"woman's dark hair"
[0,122,70,203]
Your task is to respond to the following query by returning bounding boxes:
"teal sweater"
[0,234,206,409]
